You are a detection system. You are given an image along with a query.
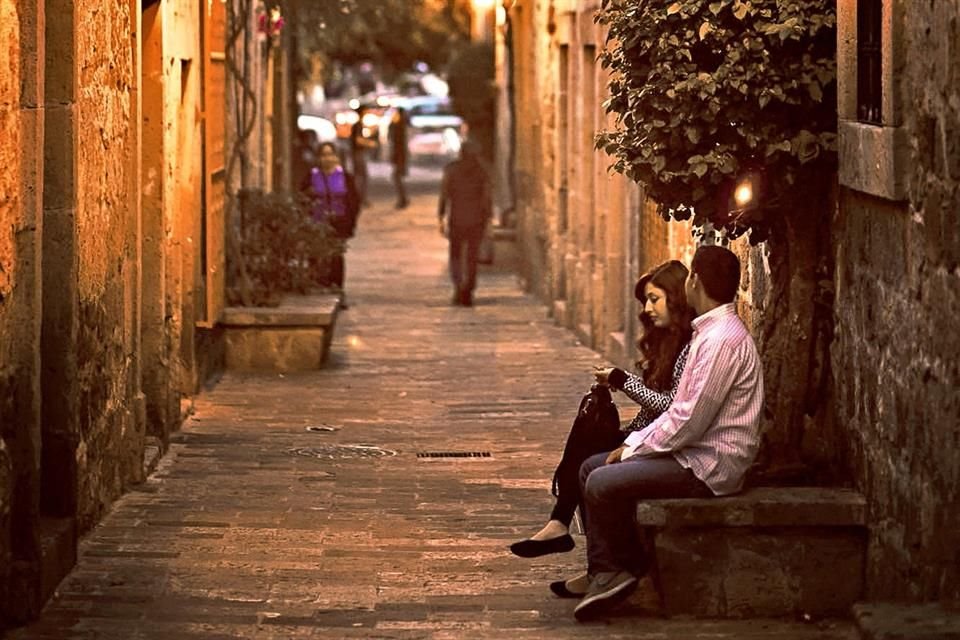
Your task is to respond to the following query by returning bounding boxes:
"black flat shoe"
[549,579,587,599]
[509,534,575,558]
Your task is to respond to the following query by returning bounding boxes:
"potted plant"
[222,189,346,371]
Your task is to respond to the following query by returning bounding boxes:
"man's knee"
[578,453,606,494]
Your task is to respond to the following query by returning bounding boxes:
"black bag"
[551,384,621,497]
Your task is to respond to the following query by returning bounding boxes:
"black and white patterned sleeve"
[618,343,690,414]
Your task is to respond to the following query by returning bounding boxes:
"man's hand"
[605,445,626,465]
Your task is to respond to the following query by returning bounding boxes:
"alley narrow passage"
[13,162,856,639]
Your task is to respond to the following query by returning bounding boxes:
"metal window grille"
[857,0,883,124]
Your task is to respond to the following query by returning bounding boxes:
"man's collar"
[692,303,737,332]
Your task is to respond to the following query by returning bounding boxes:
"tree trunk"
[754,176,839,484]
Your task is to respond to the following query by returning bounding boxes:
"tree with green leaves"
[293,0,472,81]
[597,0,839,480]
[447,42,496,159]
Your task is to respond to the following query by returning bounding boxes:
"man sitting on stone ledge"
[570,244,765,622]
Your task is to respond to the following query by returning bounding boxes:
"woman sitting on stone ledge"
[509,260,694,594]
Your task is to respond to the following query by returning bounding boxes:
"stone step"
[854,603,960,640]
[636,487,867,618]
[222,293,340,371]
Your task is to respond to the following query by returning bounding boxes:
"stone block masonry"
[222,293,340,371]
[637,487,867,618]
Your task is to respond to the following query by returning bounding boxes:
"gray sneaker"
[573,570,639,621]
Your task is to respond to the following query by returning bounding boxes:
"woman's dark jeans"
[549,406,624,526]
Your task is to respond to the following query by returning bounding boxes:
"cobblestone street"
[12,164,857,639]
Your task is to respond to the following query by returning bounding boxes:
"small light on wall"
[734,180,754,208]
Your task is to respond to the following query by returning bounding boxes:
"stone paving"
[12,161,858,639]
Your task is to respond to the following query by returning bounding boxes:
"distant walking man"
[572,244,765,621]
[388,106,410,209]
[438,141,491,307]
[350,104,376,206]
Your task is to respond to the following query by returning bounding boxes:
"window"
[838,0,907,201]
[856,0,882,124]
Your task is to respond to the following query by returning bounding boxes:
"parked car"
[332,94,400,155]
[377,96,465,162]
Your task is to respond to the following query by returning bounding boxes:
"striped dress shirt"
[621,303,764,495]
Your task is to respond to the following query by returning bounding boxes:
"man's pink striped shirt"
[621,303,764,495]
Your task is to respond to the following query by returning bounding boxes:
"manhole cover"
[288,445,397,460]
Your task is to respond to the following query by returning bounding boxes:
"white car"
[296,114,337,143]
[378,96,465,161]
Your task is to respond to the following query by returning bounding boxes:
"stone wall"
[0,0,26,623]
[71,0,143,530]
[1,0,237,626]
[1,0,46,625]
[833,3,960,603]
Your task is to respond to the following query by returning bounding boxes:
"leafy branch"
[596,0,837,242]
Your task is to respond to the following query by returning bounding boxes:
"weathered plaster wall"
[833,4,960,603]
[141,0,204,442]
[165,0,202,399]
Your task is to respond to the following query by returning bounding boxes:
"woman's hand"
[593,366,614,385]
[605,445,627,465]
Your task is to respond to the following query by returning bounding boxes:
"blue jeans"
[579,452,712,575]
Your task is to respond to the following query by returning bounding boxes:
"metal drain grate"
[417,451,492,458]
[289,445,397,460]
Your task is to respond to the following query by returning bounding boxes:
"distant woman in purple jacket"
[304,142,360,293]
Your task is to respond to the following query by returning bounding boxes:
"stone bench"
[483,225,519,271]
[222,293,340,371]
[635,486,867,618]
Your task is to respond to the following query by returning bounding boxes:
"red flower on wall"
[257,5,284,43]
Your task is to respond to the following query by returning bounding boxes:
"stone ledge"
[606,330,629,370]
[838,120,910,201]
[637,487,868,618]
[854,603,960,640]
[636,486,867,528]
[486,225,519,271]
[222,293,339,327]
[40,516,76,607]
[222,293,340,372]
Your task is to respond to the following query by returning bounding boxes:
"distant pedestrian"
[437,141,491,307]
[303,142,360,303]
[350,105,376,207]
[388,106,410,209]
[294,128,319,188]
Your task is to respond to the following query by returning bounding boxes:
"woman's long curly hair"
[635,260,695,391]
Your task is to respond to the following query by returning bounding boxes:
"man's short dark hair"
[691,245,740,304]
